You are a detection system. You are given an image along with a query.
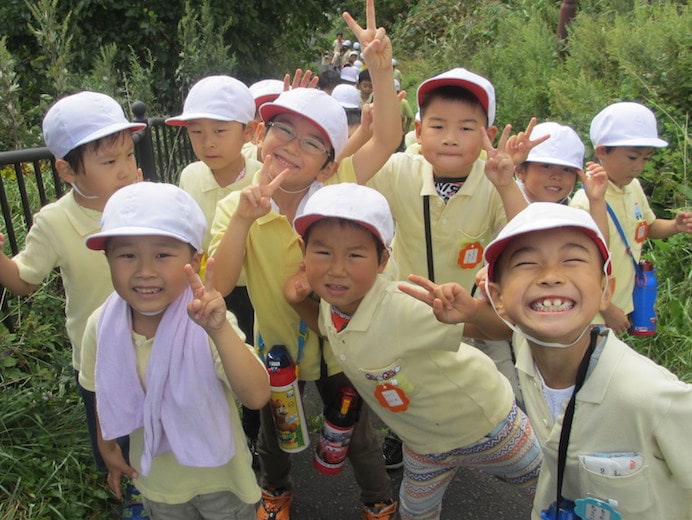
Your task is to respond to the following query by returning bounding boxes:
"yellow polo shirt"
[13,191,113,371]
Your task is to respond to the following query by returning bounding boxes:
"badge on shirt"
[374,383,410,412]
[457,241,483,269]
[634,220,648,243]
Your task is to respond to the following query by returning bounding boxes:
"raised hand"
[284,262,313,305]
[284,69,319,91]
[482,124,516,189]
[504,117,550,165]
[579,161,608,203]
[398,274,478,324]
[234,155,290,222]
[343,0,393,72]
[185,257,227,333]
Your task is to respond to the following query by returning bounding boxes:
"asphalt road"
[279,383,533,519]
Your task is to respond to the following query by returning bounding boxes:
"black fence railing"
[0,103,194,256]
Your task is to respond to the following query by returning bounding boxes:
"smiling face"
[595,145,654,188]
[303,219,388,316]
[415,97,491,178]
[488,227,611,346]
[106,235,200,335]
[258,112,337,193]
[186,119,254,183]
[515,162,578,203]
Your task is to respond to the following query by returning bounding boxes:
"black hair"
[358,69,371,84]
[302,217,386,263]
[62,130,132,175]
[419,85,488,126]
[344,108,362,128]
[318,69,341,93]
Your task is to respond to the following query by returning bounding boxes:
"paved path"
[272,383,533,519]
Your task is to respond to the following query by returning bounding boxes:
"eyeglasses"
[266,120,331,156]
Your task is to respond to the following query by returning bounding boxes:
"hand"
[673,211,692,233]
[99,440,137,500]
[579,161,608,202]
[344,0,393,72]
[234,155,290,222]
[601,302,630,335]
[283,262,313,305]
[474,265,489,302]
[398,274,478,324]
[482,124,516,189]
[505,117,550,166]
[360,102,374,136]
[186,257,227,333]
[284,69,319,90]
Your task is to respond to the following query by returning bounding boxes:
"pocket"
[358,359,416,397]
[578,455,652,514]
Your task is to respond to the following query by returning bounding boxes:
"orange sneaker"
[362,500,398,520]
[257,488,293,520]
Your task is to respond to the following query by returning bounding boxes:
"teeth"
[531,298,574,312]
[136,287,160,294]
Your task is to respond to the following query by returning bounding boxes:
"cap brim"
[597,137,668,148]
[526,155,582,170]
[417,78,489,116]
[294,213,385,246]
[74,121,146,149]
[86,227,199,252]
[165,113,242,126]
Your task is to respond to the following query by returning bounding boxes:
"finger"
[307,74,320,89]
[185,263,204,294]
[265,167,291,196]
[343,12,362,38]
[204,257,216,292]
[407,273,438,292]
[397,282,434,305]
[299,70,314,88]
[496,124,512,151]
[365,0,376,31]
[282,74,291,92]
[258,154,275,188]
[397,90,407,102]
[291,69,303,90]
[524,116,537,137]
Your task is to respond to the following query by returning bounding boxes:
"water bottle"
[265,345,310,453]
[313,386,360,475]
[629,260,657,336]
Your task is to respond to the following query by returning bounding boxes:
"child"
[208,2,402,518]
[357,69,373,105]
[570,102,692,334]
[331,83,363,137]
[289,183,542,520]
[403,202,692,519]
[363,67,547,468]
[79,182,270,519]
[242,78,285,163]
[0,92,144,478]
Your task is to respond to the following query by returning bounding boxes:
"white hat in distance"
[590,102,667,148]
[484,202,611,282]
[86,182,207,253]
[166,75,255,126]
[43,91,146,159]
[259,88,348,159]
[294,183,394,248]
[331,84,361,109]
[526,122,585,170]
[339,66,359,84]
[417,68,496,126]
[249,79,284,111]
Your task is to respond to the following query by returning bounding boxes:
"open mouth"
[135,287,162,295]
[530,298,574,312]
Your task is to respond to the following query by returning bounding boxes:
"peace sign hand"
[186,257,227,333]
[235,155,290,222]
[343,0,393,72]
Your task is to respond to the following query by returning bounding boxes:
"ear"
[594,145,608,162]
[244,120,259,143]
[377,248,390,273]
[316,160,339,182]
[298,236,306,256]
[487,281,511,321]
[55,159,77,184]
[514,164,527,181]
[485,125,499,143]
[599,274,615,311]
[414,119,422,143]
[190,252,203,274]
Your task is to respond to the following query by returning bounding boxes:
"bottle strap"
[605,203,641,274]
[423,195,435,283]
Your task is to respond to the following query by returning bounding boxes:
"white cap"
[166,75,255,126]
[349,51,358,57]
[339,66,359,84]
[342,39,352,47]
[417,68,496,126]
[526,122,585,169]
[392,58,398,67]
[331,84,361,109]
[484,202,611,281]
[259,88,348,159]
[43,92,146,159]
[590,102,667,148]
[394,79,401,92]
[249,79,284,111]
[86,182,207,253]
[294,183,394,248]
[353,60,363,71]
[353,42,360,50]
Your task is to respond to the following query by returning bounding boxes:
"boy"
[363,67,547,467]
[289,183,542,520]
[79,182,270,519]
[208,2,402,518]
[405,203,692,519]
[0,92,144,484]
[570,102,692,334]
[242,78,285,163]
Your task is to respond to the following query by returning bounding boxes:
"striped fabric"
[399,402,542,519]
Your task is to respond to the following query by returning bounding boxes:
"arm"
[95,411,138,500]
[186,258,270,410]
[337,103,373,162]
[0,234,37,295]
[211,159,289,296]
[344,0,402,182]
[398,274,512,340]
[648,211,692,239]
[579,162,610,244]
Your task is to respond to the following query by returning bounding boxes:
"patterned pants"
[399,402,542,519]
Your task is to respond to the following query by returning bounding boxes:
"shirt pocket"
[358,358,416,397]
[577,453,652,514]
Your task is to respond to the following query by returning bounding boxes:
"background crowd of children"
[1,0,690,519]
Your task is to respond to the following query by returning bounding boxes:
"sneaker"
[382,430,403,470]
[362,500,398,520]
[122,484,149,519]
[257,488,292,520]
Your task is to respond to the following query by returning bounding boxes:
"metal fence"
[0,102,194,255]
